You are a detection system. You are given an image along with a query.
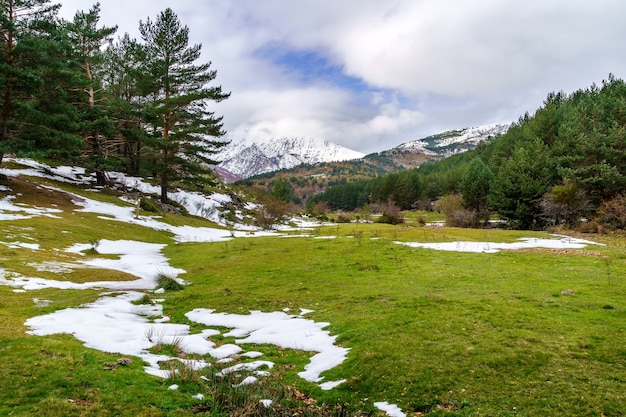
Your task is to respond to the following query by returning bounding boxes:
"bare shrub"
[437,194,489,227]
[595,194,626,231]
[375,200,404,225]
[541,182,590,228]
[253,194,291,229]
[447,209,482,228]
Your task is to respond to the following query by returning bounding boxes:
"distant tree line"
[310,75,626,231]
[0,0,228,202]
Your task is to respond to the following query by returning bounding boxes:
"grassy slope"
[2,174,626,416]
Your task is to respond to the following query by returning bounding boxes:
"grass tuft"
[156,273,185,291]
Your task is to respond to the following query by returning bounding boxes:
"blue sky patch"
[257,43,371,93]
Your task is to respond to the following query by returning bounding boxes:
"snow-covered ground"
[0,159,348,390]
[395,235,603,253]
[0,159,604,417]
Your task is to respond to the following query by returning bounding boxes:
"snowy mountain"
[395,123,509,156]
[217,124,509,182]
[216,137,364,181]
[362,123,509,171]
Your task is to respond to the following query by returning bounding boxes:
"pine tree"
[0,0,82,164]
[99,33,147,175]
[489,139,554,229]
[138,8,229,203]
[460,157,493,219]
[65,2,118,185]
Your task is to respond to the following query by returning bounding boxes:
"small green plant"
[140,197,158,213]
[156,273,185,291]
[131,293,154,305]
[85,239,101,254]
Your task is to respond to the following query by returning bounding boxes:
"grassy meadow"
[1,174,626,416]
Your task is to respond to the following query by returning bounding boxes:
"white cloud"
[56,0,626,153]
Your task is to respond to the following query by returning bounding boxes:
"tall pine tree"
[66,2,118,185]
[0,0,81,165]
[138,8,229,203]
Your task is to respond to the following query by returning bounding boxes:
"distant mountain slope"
[219,123,509,189]
[236,123,510,206]
[216,137,364,182]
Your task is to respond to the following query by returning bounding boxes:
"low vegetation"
[2,173,626,416]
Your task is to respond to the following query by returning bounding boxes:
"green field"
[1,174,626,416]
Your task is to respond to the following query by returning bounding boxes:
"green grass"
[2,175,626,416]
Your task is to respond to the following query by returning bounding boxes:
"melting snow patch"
[0,195,62,221]
[234,376,258,386]
[242,351,263,359]
[396,235,602,253]
[185,309,350,384]
[320,379,346,390]
[0,239,185,292]
[374,402,406,417]
[0,240,40,250]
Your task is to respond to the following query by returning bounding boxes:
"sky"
[56,1,626,153]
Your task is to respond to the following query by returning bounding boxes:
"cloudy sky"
[56,0,626,153]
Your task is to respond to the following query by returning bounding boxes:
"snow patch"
[396,235,602,253]
[374,401,406,417]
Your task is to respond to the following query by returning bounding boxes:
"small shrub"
[577,219,601,234]
[596,195,626,231]
[140,197,158,213]
[132,293,154,305]
[156,273,184,291]
[85,239,100,254]
[540,183,590,228]
[375,200,404,225]
[253,194,291,229]
[447,209,481,228]
[336,214,352,223]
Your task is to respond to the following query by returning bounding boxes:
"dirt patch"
[515,248,605,257]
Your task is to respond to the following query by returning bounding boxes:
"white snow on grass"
[25,291,349,388]
[56,186,275,243]
[185,309,350,385]
[0,195,62,221]
[0,158,93,184]
[2,234,349,388]
[395,235,602,253]
[374,401,406,417]
[1,239,185,291]
[0,240,40,250]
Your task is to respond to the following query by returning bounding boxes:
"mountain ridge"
[216,136,364,182]
[217,123,509,182]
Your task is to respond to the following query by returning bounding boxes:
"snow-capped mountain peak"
[394,123,509,156]
[216,137,364,181]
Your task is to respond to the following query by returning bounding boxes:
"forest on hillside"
[0,1,228,203]
[310,76,626,231]
[3,2,626,232]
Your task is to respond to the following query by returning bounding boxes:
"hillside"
[237,124,508,205]
[1,158,625,417]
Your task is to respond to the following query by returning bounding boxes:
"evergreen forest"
[309,76,626,231]
[3,1,626,232]
[0,1,229,203]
